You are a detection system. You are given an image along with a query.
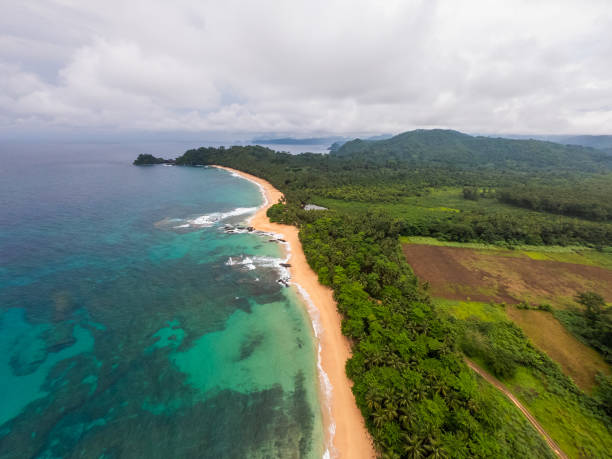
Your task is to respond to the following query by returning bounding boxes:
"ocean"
[0,143,324,458]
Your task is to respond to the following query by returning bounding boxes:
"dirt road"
[465,358,569,459]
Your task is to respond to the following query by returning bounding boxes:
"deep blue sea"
[0,143,323,458]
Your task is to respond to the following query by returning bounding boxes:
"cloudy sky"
[1,0,611,138]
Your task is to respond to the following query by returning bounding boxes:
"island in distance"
[133,154,176,165]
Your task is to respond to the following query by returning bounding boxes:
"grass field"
[437,298,610,391]
[437,300,612,458]
[473,374,556,459]
[506,306,610,390]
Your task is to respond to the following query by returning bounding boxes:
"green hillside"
[334,129,612,172]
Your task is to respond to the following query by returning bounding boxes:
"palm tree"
[366,350,386,367]
[402,434,426,459]
[372,409,387,428]
[398,406,414,429]
[365,389,383,411]
[424,436,448,459]
[412,385,427,401]
[398,393,410,408]
[382,400,398,422]
[432,381,449,397]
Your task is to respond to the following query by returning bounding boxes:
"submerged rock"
[277,278,290,287]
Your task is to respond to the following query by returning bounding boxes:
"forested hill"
[537,135,612,154]
[334,129,612,172]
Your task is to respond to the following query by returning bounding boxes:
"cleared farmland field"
[402,242,612,391]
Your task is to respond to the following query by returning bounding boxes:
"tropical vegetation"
[137,129,612,457]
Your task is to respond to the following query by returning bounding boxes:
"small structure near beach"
[303,204,327,211]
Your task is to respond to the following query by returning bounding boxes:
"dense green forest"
[497,176,612,222]
[172,139,612,247]
[334,129,612,172]
[141,133,612,457]
[537,134,612,153]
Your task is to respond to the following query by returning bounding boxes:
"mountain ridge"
[333,129,611,172]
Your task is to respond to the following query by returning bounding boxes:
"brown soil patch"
[402,245,612,305]
[506,307,609,390]
[403,244,612,391]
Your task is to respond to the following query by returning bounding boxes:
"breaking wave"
[155,207,258,230]
[189,207,257,227]
[294,284,335,459]
[225,255,290,281]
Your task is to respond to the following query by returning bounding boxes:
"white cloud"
[0,0,611,136]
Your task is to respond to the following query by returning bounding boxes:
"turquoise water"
[0,147,323,458]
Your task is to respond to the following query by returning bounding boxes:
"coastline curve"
[211,165,375,459]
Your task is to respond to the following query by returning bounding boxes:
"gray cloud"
[0,0,611,136]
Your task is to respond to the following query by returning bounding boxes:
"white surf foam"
[224,255,290,279]
[190,207,258,227]
[157,206,259,231]
[218,167,334,458]
[293,283,336,459]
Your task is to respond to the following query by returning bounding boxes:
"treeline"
[498,178,612,222]
[176,145,517,194]
[401,211,612,247]
[335,129,612,173]
[554,292,612,365]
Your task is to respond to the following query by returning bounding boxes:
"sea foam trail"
[155,206,259,229]
[189,207,258,227]
[224,255,290,280]
[217,166,335,459]
[294,283,336,459]
[225,251,337,459]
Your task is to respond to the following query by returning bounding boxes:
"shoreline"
[213,165,375,459]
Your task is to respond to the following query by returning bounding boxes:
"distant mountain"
[333,129,612,172]
[548,135,612,154]
[252,136,346,145]
[493,134,612,154]
[328,134,394,152]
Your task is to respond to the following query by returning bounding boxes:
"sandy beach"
[213,166,375,459]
